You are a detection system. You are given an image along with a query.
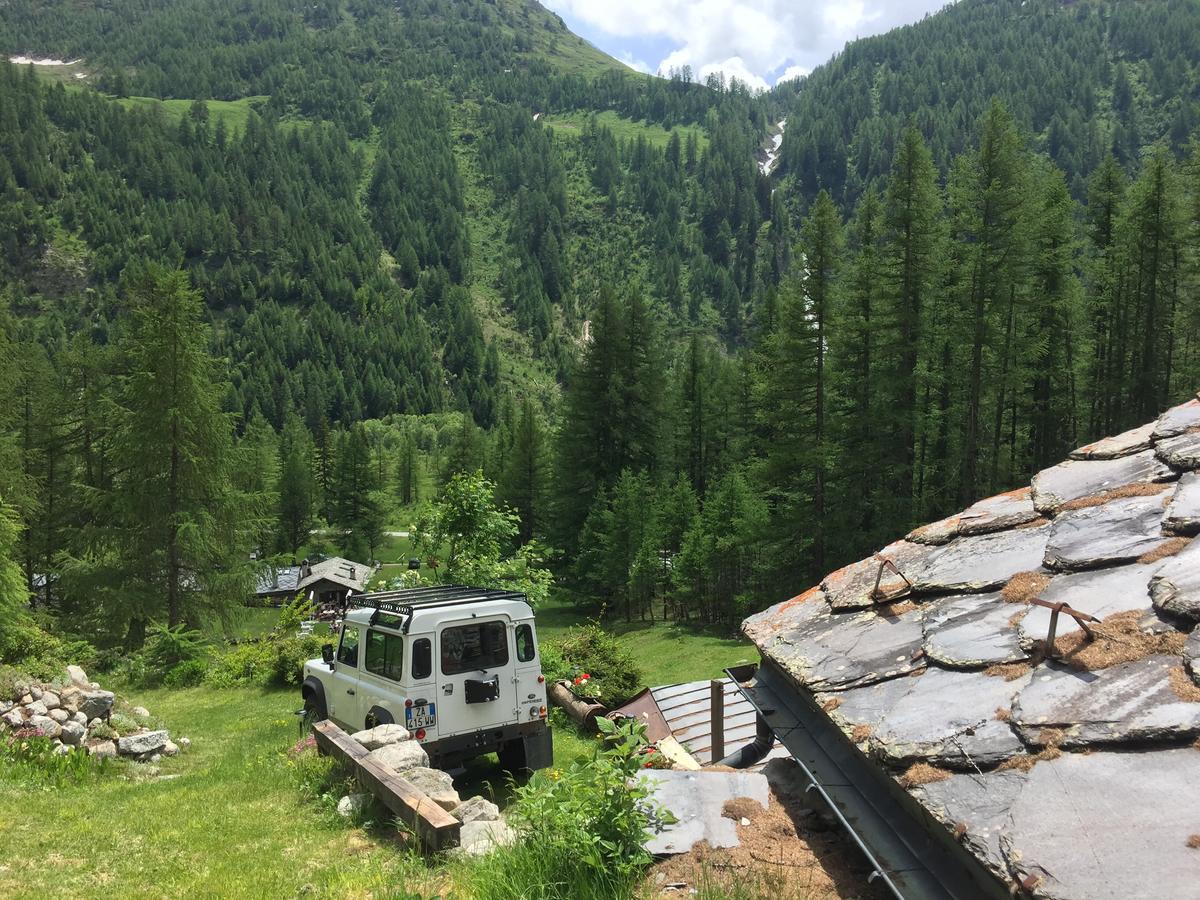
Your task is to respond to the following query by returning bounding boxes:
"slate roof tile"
[742,399,1200,899]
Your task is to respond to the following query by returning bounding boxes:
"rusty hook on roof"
[1028,597,1099,657]
[870,556,913,602]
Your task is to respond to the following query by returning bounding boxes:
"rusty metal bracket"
[870,556,913,602]
[1028,598,1098,657]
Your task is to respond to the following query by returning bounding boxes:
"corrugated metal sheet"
[647,677,790,769]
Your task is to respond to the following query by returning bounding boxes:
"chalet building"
[255,556,373,608]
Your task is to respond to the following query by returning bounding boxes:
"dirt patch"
[994,707,1011,722]
[984,661,1033,681]
[851,724,872,743]
[722,797,765,821]
[643,762,888,900]
[1169,667,1200,702]
[821,697,841,713]
[1059,482,1172,512]
[1002,571,1051,604]
[1137,537,1192,564]
[1053,610,1187,670]
[996,746,1062,773]
[897,763,952,788]
[1188,835,1200,849]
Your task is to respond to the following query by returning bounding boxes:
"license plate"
[405,703,436,730]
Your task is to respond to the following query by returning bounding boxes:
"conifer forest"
[2,0,1200,649]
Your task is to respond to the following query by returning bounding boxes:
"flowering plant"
[571,671,601,700]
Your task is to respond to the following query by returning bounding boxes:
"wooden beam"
[312,720,462,852]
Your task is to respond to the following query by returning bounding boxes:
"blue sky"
[541,0,952,90]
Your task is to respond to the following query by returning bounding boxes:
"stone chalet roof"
[256,556,372,597]
[742,394,1200,900]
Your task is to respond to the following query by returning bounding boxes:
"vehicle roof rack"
[344,585,529,632]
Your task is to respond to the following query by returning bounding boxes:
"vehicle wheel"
[497,738,528,776]
[301,692,327,737]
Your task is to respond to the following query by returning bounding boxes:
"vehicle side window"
[365,630,404,682]
[337,626,360,668]
[515,624,536,663]
[412,638,432,680]
[441,621,509,675]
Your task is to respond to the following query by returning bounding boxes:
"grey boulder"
[41,691,60,711]
[24,700,48,718]
[367,740,429,772]
[89,740,117,760]
[60,720,86,746]
[79,690,114,720]
[336,794,371,818]
[1,709,23,728]
[28,715,62,739]
[400,766,461,812]
[118,729,169,757]
[48,708,70,724]
[453,795,502,824]
[350,723,410,750]
[456,819,517,856]
[66,665,89,687]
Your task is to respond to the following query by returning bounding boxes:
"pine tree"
[68,266,256,643]
[498,398,546,544]
[276,415,314,556]
[396,428,419,507]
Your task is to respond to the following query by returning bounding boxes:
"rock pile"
[0,666,184,762]
[336,723,515,855]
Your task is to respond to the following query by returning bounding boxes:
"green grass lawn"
[543,110,708,153]
[115,95,270,132]
[536,593,756,687]
[0,685,442,898]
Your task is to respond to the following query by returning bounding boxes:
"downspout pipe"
[714,711,775,768]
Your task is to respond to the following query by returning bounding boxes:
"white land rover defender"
[301,586,552,773]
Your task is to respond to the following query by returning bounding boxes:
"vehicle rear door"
[435,617,514,736]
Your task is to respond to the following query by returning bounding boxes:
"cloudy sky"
[541,0,951,91]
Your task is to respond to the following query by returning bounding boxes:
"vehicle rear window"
[441,621,508,675]
[515,624,536,663]
[412,638,432,680]
[365,629,404,682]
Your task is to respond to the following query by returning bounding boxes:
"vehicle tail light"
[404,698,413,708]
[415,728,426,740]
[539,706,547,718]
[536,675,545,683]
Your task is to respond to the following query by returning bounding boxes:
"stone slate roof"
[255,556,372,597]
[743,394,1200,900]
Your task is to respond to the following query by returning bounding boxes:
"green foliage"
[144,624,207,676]
[0,619,97,683]
[463,717,673,900]
[0,731,111,787]
[542,623,643,706]
[413,470,553,605]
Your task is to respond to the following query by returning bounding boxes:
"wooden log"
[710,679,725,763]
[547,680,606,732]
[312,720,461,852]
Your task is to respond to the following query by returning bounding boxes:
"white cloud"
[617,51,654,75]
[543,0,948,86]
[777,64,810,83]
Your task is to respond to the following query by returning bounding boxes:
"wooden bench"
[312,720,462,852]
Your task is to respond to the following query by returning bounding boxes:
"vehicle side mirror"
[321,643,335,666]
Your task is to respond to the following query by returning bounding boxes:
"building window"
[412,638,432,680]
[337,626,360,668]
[440,621,509,675]
[365,629,404,682]
[515,624,536,663]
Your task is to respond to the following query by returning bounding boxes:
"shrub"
[542,623,643,706]
[463,717,673,899]
[205,632,322,688]
[164,658,208,687]
[268,635,324,686]
[145,624,206,674]
[0,620,97,683]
